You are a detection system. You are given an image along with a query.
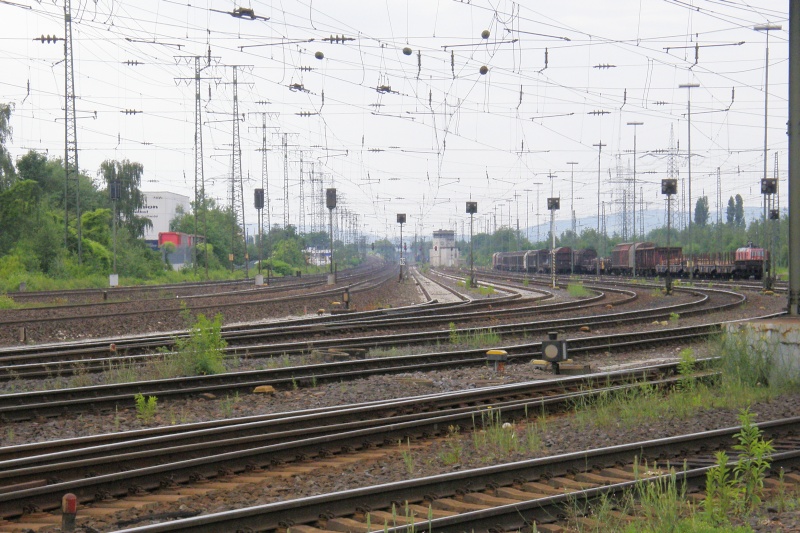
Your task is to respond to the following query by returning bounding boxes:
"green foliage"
[81,208,112,246]
[99,159,151,238]
[170,313,227,376]
[437,425,464,465]
[0,103,14,191]
[448,323,500,347]
[694,196,710,227]
[703,451,741,525]
[171,197,241,268]
[472,408,519,459]
[677,348,696,392]
[703,409,774,524]
[134,393,158,423]
[726,196,735,226]
[0,295,19,309]
[669,312,680,322]
[400,439,415,474]
[732,408,774,512]
[567,283,590,298]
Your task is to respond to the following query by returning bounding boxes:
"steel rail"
[0,280,564,370]
[104,417,800,532]
[0,320,737,422]
[0,365,717,519]
[0,266,391,328]
[0,364,693,488]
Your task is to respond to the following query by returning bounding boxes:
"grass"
[0,295,19,309]
[566,407,784,533]
[456,279,495,296]
[568,333,796,430]
[567,282,591,298]
[448,322,501,347]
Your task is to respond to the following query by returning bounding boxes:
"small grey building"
[430,230,459,267]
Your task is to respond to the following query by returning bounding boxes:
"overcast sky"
[0,0,789,241]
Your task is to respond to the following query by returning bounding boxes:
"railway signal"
[466,201,477,287]
[397,213,406,281]
[326,189,336,284]
[541,331,568,374]
[547,197,560,288]
[761,178,778,290]
[254,188,265,283]
[662,178,677,294]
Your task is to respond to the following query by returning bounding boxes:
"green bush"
[134,393,158,423]
[170,313,227,375]
[567,283,590,298]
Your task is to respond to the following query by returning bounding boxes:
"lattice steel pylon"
[64,0,81,261]
[175,53,218,276]
[299,153,305,234]
[716,167,722,225]
[230,66,247,276]
[283,133,289,228]
[194,57,206,276]
[666,124,681,230]
[608,154,628,240]
[259,114,271,232]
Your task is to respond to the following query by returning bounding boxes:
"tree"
[734,194,744,227]
[171,197,240,267]
[694,196,710,227]
[272,239,304,266]
[0,103,15,192]
[726,196,736,225]
[99,159,151,238]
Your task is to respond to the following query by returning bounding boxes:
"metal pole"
[667,194,672,294]
[112,200,117,274]
[470,213,474,286]
[755,24,781,288]
[550,207,556,289]
[567,162,578,235]
[399,223,404,282]
[789,1,800,315]
[627,122,643,276]
[329,208,334,275]
[679,83,699,279]
[593,142,606,275]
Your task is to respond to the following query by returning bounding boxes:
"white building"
[430,230,459,267]
[136,191,191,242]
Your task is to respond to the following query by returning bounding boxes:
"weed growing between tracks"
[98,313,228,384]
[562,409,782,533]
[0,294,19,309]
[457,279,495,296]
[448,322,501,347]
[567,283,591,298]
[134,393,158,423]
[569,333,799,431]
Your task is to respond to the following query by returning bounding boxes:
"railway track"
[0,318,744,422]
[3,267,740,377]
[0,361,708,522]
[0,271,583,373]
[0,264,386,328]
[101,417,800,533]
[475,266,788,293]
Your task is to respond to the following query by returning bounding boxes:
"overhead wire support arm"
[505,28,570,41]
[663,41,744,67]
[210,7,269,21]
[240,39,314,51]
[442,39,517,50]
